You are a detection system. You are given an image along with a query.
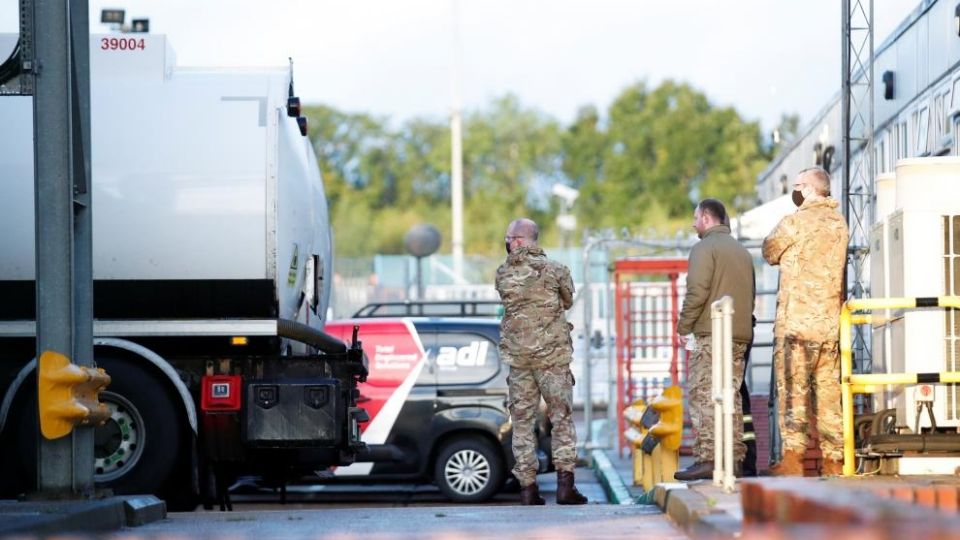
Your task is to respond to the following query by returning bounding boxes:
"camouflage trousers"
[688,335,748,463]
[774,336,842,461]
[508,364,577,487]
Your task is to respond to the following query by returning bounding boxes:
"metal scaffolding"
[841,0,875,376]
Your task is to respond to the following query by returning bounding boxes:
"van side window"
[428,332,499,385]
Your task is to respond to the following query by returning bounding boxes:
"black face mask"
[505,241,512,255]
[792,189,805,207]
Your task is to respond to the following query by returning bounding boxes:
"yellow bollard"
[633,386,684,490]
[622,399,647,486]
[38,350,111,440]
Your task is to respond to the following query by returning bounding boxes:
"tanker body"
[0,34,367,509]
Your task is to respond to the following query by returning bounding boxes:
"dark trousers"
[740,341,757,476]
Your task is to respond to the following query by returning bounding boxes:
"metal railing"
[840,296,960,476]
[351,300,502,318]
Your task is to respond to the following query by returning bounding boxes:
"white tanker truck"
[0,34,367,509]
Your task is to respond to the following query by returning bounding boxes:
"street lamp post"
[450,0,464,283]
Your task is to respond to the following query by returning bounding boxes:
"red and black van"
[325,307,551,503]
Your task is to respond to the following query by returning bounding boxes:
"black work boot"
[674,461,713,481]
[519,483,546,505]
[556,471,588,505]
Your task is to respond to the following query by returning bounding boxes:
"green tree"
[305,96,565,257]
[571,80,767,230]
[461,95,564,251]
[307,82,769,258]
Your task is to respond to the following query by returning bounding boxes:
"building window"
[937,92,950,137]
[954,116,960,156]
[430,332,500,385]
[952,77,960,113]
[899,121,909,160]
[917,107,930,156]
[876,132,888,173]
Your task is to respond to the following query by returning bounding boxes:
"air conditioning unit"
[884,209,959,429]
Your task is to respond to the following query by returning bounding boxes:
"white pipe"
[605,249,618,453]
[711,295,736,492]
[711,300,723,486]
[582,239,594,448]
[721,296,736,492]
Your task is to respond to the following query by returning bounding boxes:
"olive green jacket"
[678,225,755,342]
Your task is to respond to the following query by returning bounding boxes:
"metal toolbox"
[244,378,342,447]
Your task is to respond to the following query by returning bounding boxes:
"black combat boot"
[520,483,546,505]
[674,461,713,481]
[556,471,588,505]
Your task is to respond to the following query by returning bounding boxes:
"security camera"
[551,183,580,206]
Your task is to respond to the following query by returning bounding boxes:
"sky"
[0,0,921,132]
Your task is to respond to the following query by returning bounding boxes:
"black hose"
[0,39,21,86]
[868,433,960,453]
[276,318,346,355]
[870,409,898,436]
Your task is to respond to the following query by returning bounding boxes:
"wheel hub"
[93,392,145,481]
[444,449,491,496]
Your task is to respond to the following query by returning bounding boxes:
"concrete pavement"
[0,496,166,536]
[589,427,960,539]
[588,417,744,537]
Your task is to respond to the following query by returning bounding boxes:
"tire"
[433,436,504,503]
[3,357,185,499]
[0,373,36,498]
[91,357,184,496]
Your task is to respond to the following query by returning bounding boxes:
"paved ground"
[109,466,687,539]
[117,503,683,540]
[217,467,608,509]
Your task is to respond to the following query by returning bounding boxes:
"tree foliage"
[306,80,770,257]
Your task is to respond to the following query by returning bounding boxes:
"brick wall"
[750,394,770,473]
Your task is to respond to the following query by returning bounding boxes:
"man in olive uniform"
[496,218,587,506]
[763,167,849,476]
[674,199,755,481]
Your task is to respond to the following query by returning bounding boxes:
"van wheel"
[434,437,504,503]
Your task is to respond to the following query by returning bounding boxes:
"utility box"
[245,379,343,447]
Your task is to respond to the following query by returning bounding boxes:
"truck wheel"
[434,437,504,503]
[5,357,185,499]
[92,357,183,495]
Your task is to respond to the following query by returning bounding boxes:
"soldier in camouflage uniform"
[496,218,587,506]
[674,199,755,481]
[763,167,849,477]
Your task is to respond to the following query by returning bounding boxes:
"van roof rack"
[352,300,502,319]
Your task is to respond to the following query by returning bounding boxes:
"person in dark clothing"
[740,322,757,477]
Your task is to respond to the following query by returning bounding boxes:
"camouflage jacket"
[677,225,755,342]
[762,197,849,342]
[495,246,575,369]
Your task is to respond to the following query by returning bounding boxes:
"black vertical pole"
[416,256,424,300]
